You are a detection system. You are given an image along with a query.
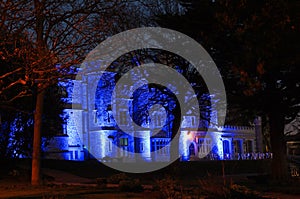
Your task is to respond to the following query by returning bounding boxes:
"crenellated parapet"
[216,125,255,133]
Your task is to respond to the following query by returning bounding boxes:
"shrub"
[229,184,262,199]
[155,176,183,199]
[107,173,129,184]
[198,174,263,199]
[198,174,229,198]
[96,177,107,189]
[119,179,143,192]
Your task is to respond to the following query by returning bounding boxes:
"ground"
[0,159,299,199]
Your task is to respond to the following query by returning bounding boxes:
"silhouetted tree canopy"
[157,0,300,181]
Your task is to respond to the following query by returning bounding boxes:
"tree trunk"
[31,90,44,186]
[269,107,289,181]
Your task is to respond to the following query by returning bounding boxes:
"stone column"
[179,131,190,161]
[135,131,151,162]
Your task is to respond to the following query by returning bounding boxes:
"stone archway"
[189,142,198,158]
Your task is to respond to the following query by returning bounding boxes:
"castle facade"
[44,67,264,162]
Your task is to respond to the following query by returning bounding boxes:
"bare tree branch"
[0,67,22,79]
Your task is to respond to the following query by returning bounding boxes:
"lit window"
[94,111,98,123]
[151,139,169,154]
[223,140,230,154]
[120,138,128,146]
[140,142,144,152]
[191,116,196,126]
[198,138,212,156]
[107,140,112,152]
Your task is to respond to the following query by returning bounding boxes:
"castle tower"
[254,116,263,152]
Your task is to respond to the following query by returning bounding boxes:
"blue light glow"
[43,71,259,162]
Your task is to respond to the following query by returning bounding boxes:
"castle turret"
[254,116,263,152]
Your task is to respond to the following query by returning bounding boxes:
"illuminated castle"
[44,67,264,162]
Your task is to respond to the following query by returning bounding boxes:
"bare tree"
[0,0,155,185]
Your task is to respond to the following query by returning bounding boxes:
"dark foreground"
[0,159,299,199]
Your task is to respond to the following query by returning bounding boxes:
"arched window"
[223,140,230,154]
[233,140,242,154]
[244,140,253,153]
[198,138,212,156]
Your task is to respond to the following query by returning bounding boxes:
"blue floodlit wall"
[93,72,176,162]
[44,69,259,162]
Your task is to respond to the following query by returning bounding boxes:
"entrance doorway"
[189,142,197,159]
